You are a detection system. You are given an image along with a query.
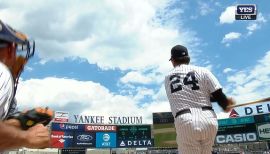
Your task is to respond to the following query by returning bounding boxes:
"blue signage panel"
[117,139,154,148]
[254,113,270,123]
[74,132,96,147]
[217,123,257,135]
[51,122,85,131]
[96,132,116,148]
[218,116,255,126]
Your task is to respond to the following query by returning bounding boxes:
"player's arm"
[204,69,235,112]
[210,89,235,112]
[0,122,50,150]
[3,118,21,128]
[0,121,28,149]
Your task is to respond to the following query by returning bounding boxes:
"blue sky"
[0,0,269,123]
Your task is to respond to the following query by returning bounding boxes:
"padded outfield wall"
[152,112,270,147]
[50,123,154,149]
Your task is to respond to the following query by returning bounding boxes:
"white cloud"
[120,70,164,87]
[142,101,171,115]
[16,77,166,124]
[133,87,154,102]
[247,23,259,32]
[198,2,213,16]
[223,68,234,73]
[225,50,270,104]
[204,64,213,72]
[222,32,241,44]
[246,13,267,35]
[1,0,206,124]
[120,71,153,84]
[0,0,198,74]
[219,6,235,24]
[0,0,200,112]
[216,112,230,119]
[24,66,33,72]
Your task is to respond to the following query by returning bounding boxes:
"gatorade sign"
[257,123,270,140]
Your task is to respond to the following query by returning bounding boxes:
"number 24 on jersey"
[169,71,200,93]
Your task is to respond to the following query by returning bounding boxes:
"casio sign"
[216,133,257,144]
[77,134,93,142]
[257,123,270,139]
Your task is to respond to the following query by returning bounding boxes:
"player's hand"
[24,124,50,149]
[224,97,236,113]
[7,107,54,130]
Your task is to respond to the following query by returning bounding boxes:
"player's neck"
[174,63,188,67]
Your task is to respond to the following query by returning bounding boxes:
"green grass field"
[153,123,175,129]
[153,123,177,147]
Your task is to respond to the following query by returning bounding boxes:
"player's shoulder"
[0,62,12,78]
[0,62,13,86]
[185,65,209,72]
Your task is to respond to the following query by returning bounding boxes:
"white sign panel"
[54,111,69,122]
[215,133,257,144]
[230,103,270,117]
[257,123,270,140]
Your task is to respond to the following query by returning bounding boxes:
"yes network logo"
[235,4,257,20]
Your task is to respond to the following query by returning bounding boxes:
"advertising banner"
[152,112,174,124]
[117,125,151,140]
[50,131,74,148]
[227,103,270,117]
[51,122,85,132]
[117,139,154,148]
[254,113,270,123]
[54,111,69,123]
[257,123,270,140]
[74,132,96,147]
[218,116,255,126]
[217,124,257,135]
[96,132,116,148]
[85,125,117,132]
[215,132,258,144]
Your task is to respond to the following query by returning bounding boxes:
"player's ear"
[171,59,177,67]
[7,43,14,58]
[7,45,12,59]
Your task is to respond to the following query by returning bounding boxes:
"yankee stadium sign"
[73,115,143,124]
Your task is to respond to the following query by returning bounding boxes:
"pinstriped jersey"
[0,62,14,120]
[165,64,221,117]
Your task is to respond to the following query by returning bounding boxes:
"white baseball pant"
[174,108,218,154]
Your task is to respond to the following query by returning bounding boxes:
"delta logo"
[229,109,239,118]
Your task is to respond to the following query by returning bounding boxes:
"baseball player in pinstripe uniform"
[0,20,50,150]
[165,45,235,154]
